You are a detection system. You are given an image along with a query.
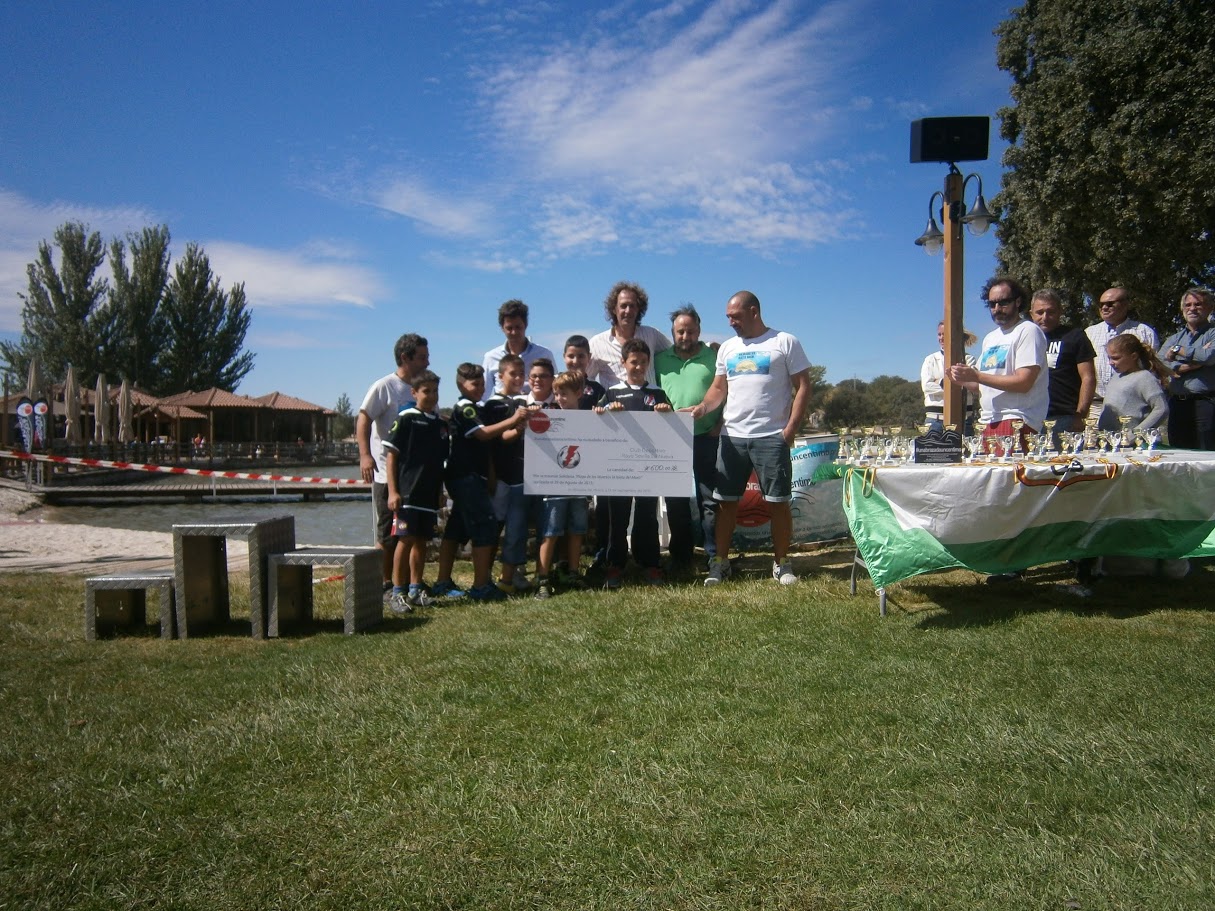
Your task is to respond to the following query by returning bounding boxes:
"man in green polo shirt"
[656,305,722,568]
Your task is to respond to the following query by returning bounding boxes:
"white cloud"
[478,0,864,255]
[367,177,494,238]
[205,241,387,310]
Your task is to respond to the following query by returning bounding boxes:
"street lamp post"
[911,117,997,430]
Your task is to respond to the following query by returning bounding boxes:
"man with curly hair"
[589,281,671,388]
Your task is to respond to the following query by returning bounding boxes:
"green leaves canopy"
[1,223,254,395]
[994,0,1215,334]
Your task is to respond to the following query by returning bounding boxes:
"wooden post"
[942,169,966,429]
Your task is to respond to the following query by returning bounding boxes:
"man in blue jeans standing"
[655,305,721,571]
[689,291,812,586]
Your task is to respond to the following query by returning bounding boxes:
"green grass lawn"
[3,547,1214,910]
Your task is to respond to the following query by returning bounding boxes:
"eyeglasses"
[1099,300,1127,309]
[985,298,1019,309]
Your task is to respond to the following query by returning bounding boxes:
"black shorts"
[394,507,437,541]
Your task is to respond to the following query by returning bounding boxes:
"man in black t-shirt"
[1030,289,1096,432]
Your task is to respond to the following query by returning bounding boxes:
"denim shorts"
[541,496,589,538]
[714,433,792,502]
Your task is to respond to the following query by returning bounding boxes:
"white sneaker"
[704,557,732,586]
[772,561,798,585]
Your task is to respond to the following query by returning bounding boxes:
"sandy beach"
[0,487,247,575]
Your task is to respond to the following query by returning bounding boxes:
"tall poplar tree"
[994,0,1215,332]
[159,243,254,392]
[108,225,171,392]
[0,222,110,382]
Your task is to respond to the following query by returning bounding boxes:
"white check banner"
[523,409,694,497]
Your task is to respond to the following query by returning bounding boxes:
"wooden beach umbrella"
[117,379,134,444]
[94,374,111,444]
[63,365,83,444]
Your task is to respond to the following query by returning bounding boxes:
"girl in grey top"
[1098,334,1170,432]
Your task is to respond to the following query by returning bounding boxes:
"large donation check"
[523,408,694,497]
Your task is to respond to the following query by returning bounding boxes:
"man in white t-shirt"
[588,281,672,388]
[689,290,812,587]
[357,332,430,589]
[948,277,1049,452]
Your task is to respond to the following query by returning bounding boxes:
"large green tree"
[4,223,254,394]
[159,242,254,393]
[821,376,923,430]
[108,225,171,391]
[994,0,1215,333]
[0,222,110,382]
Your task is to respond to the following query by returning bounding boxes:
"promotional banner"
[523,408,693,497]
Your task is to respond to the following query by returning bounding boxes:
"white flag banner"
[843,451,1215,588]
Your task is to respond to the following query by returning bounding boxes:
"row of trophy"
[835,416,1160,466]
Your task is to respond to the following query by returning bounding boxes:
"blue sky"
[1,0,1014,412]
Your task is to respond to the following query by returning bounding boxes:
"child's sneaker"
[407,585,434,608]
[469,583,508,602]
[555,566,588,590]
[644,567,665,586]
[430,579,466,599]
[533,577,553,600]
[604,567,624,590]
[704,557,733,586]
[510,569,533,591]
[772,561,798,585]
[388,590,413,615]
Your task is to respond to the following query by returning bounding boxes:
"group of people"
[920,281,1215,452]
[357,282,812,610]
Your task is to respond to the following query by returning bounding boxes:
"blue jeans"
[492,481,528,566]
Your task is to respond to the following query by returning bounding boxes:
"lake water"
[37,465,375,546]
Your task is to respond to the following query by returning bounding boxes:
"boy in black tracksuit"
[595,338,673,588]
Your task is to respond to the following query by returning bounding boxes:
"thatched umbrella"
[117,379,134,444]
[63,365,83,444]
[94,374,111,444]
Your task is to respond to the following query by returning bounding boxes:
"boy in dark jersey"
[432,363,530,602]
[563,334,607,410]
[565,334,609,572]
[383,370,447,611]
[482,353,533,593]
[595,339,673,588]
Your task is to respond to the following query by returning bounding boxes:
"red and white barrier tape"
[0,448,369,486]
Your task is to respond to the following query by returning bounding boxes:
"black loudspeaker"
[910,117,990,163]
